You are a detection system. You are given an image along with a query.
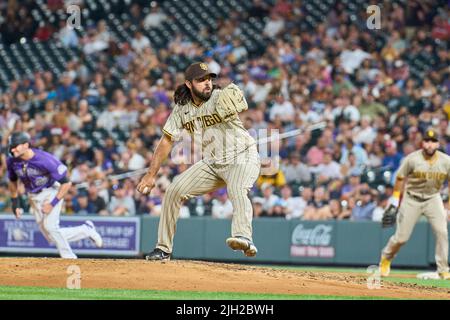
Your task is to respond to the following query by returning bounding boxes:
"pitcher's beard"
[192,86,212,102]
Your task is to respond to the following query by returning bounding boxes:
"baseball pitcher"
[7,132,103,259]
[380,128,450,280]
[137,62,261,260]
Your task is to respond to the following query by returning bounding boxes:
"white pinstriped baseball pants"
[28,185,93,259]
[156,146,260,253]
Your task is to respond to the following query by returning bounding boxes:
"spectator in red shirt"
[47,0,64,11]
[34,22,54,42]
[431,15,449,40]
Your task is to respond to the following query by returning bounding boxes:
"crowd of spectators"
[0,0,449,222]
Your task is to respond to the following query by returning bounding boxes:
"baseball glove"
[381,204,398,228]
[216,83,248,122]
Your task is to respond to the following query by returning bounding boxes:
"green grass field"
[0,285,399,300]
[1,265,448,300]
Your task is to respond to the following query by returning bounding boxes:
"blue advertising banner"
[0,215,140,256]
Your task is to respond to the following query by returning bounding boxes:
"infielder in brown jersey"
[379,129,450,280]
[137,62,261,260]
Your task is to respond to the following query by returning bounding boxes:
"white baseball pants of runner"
[28,184,93,259]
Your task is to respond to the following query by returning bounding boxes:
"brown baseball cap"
[184,62,217,81]
[424,128,439,142]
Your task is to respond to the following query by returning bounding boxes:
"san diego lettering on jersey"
[411,171,447,181]
[182,113,223,134]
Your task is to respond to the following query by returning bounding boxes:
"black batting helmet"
[8,132,31,156]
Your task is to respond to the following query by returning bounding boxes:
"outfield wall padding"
[140,216,445,268]
[1,213,446,268]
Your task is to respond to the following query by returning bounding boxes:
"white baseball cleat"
[226,236,258,257]
[85,220,103,248]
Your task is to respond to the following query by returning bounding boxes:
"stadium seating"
[0,0,448,218]
[0,0,272,89]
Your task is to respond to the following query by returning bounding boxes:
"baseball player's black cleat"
[145,248,171,261]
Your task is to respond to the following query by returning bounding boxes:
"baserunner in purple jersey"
[6,132,103,259]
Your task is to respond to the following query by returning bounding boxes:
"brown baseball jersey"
[396,150,450,200]
[162,88,256,165]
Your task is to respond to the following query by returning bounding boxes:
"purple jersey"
[6,148,68,194]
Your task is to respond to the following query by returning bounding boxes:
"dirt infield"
[0,258,448,299]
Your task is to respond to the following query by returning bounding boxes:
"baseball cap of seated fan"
[423,128,439,142]
[185,62,217,81]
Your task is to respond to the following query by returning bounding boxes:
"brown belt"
[407,192,427,202]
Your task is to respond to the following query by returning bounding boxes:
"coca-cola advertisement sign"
[291,224,335,258]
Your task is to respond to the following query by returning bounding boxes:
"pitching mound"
[0,258,448,299]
